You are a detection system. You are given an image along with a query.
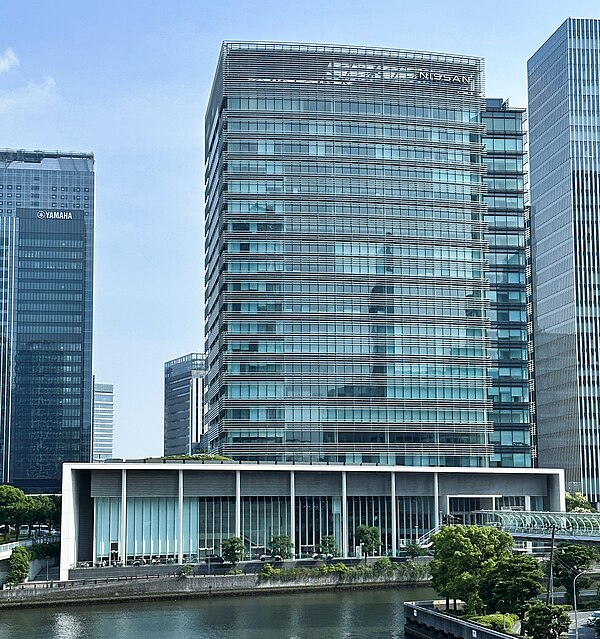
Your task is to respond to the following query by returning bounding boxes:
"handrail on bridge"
[475,510,600,538]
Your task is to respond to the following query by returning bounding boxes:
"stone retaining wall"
[0,573,427,608]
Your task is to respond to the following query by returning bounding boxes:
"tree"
[355,525,381,563]
[566,492,596,513]
[404,542,429,558]
[269,534,294,559]
[221,536,245,569]
[552,542,598,605]
[23,495,48,537]
[48,495,61,531]
[479,554,544,617]
[522,601,571,639]
[430,525,514,614]
[317,535,338,559]
[6,546,30,585]
[0,484,26,541]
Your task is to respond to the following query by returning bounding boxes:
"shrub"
[6,546,30,585]
[177,564,192,577]
[258,563,281,580]
[329,562,348,573]
[373,557,394,576]
[28,541,59,560]
[471,613,519,631]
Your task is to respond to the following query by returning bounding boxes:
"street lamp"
[573,570,600,639]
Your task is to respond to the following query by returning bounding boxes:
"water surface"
[0,585,435,639]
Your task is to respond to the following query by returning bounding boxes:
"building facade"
[483,99,532,468]
[60,461,564,579]
[92,379,114,462]
[0,149,94,493]
[164,353,205,456]
[528,18,600,499]
[205,42,494,466]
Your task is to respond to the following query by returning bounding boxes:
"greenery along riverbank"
[256,557,430,583]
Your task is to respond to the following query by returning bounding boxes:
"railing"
[1,572,172,594]
[405,601,513,639]
[416,525,442,547]
[0,535,59,559]
[476,510,600,540]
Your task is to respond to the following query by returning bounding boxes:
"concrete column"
[178,469,184,564]
[290,471,296,557]
[433,472,440,529]
[525,494,531,511]
[391,471,397,556]
[341,471,348,557]
[121,469,127,564]
[235,470,241,537]
[59,467,76,581]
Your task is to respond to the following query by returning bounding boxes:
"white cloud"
[0,76,57,114]
[0,48,19,73]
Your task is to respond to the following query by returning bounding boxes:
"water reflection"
[0,585,435,639]
[51,612,86,639]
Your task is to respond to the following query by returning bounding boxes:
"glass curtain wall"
[204,42,491,466]
[529,18,600,500]
[482,100,531,468]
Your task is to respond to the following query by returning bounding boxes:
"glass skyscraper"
[528,18,600,499]
[0,149,94,493]
[164,353,205,456]
[92,378,114,462]
[205,42,501,466]
[483,99,531,468]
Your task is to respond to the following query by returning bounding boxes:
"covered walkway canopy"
[477,510,600,542]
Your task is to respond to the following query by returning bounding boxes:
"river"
[0,585,436,639]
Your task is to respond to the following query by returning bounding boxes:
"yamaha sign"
[37,210,73,220]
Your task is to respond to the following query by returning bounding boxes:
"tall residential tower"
[0,149,94,492]
[528,18,600,499]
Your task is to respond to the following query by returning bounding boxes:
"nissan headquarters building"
[57,42,560,577]
[203,42,530,469]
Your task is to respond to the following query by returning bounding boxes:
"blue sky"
[1,0,598,457]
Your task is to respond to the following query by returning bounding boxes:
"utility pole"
[546,523,556,605]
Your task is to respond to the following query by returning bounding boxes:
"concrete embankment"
[404,601,513,639]
[0,574,429,609]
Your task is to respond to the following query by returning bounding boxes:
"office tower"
[528,18,600,499]
[164,353,205,456]
[0,149,94,492]
[92,378,114,462]
[483,99,532,468]
[205,42,498,465]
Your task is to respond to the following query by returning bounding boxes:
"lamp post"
[574,570,586,639]
[573,570,600,639]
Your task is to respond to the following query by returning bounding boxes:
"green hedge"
[258,559,430,583]
[470,613,519,632]
[28,541,60,560]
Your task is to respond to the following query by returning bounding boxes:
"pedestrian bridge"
[476,510,600,543]
[0,535,59,561]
